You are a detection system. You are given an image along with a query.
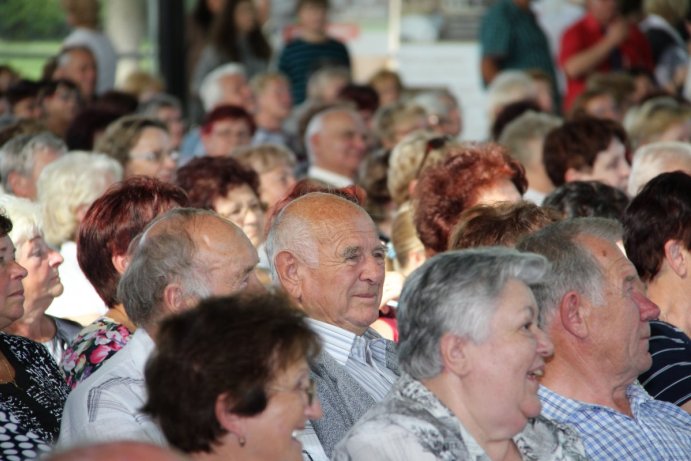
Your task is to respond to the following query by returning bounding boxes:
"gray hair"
[117,208,218,327]
[410,89,457,119]
[0,132,66,192]
[303,106,360,163]
[397,247,550,380]
[37,152,123,247]
[627,141,691,196]
[264,195,322,282]
[498,111,563,167]
[137,93,182,117]
[199,63,246,112]
[306,66,350,101]
[516,218,623,324]
[487,70,537,121]
[0,194,42,248]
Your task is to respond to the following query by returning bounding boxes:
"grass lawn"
[0,40,62,79]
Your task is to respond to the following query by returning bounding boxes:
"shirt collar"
[307,166,353,188]
[306,318,356,366]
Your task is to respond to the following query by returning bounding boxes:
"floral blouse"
[333,372,588,461]
[60,316,132,389]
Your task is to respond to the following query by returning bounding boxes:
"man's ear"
[559,291,589,339]
[664,239,687,278]
[274,251,302,301]
[162,283,185,314]
[439,332,472,376]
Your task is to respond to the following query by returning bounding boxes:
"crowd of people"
[0,0,690,460]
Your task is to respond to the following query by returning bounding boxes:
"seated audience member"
[266,192,398,460]
[176,156,265,248]
[0,408,51,460]
[0,212,69,447]
[499,110,562,204]
[624,96,691,149]
[0,131,66,200]
[627,141,691,196]
[585,72,639,119]
[64,107,120,150]
[234,143,297,210]
[52,45,98,101]
[37,79,81,139]
[61,177,188,388]
[543,116,631,192]
[333,248,587,460]
[486,70,539,125]
[357,148,395,239]
[490,99,542,141]
[120,70,165,103]
[368,68,404,107]
[250,72,293,146]
[448,201,563,250]
[543,181,630,221]
[138,94,185,150]
[59,208,262,447]
[37,152,122,323]
[4,79,42,121]
[143,292,322,461]
[337,84,380,133]
[45,441,186,461]
[0,195,80,363]
[568,87,621,122]
[200,105,255,158]
[95,115,177,182]
[387,131,455,208]
[623,171,691,412]
[414,142,526,255]
[410,89,463,138]
[372,102,428,150]
[517,218,691,459]
[304,106,368,187]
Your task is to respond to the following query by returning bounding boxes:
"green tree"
[0,0,69,40]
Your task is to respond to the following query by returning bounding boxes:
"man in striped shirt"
[517,217,691,460]
[267,192,399,461]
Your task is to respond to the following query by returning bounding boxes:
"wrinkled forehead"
[291,193,377,234]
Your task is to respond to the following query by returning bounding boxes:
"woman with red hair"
[414,142,527,255]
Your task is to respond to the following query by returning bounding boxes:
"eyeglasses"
[415,136,450,178]
[269,378,317,406]
[129,150,180,164]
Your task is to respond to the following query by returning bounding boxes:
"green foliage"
[0,0,70,40]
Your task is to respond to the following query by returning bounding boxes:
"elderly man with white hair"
[304,106,368,187]
[267,192,398,460]
[626,141,691,196]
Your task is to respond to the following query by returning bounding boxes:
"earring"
[238,435,246,447]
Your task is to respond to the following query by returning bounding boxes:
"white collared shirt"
[307,166,353,188]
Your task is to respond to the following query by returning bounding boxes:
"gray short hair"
[516,218,623,323]
[264,196,322,282]
[0,132,66,192]
[37,152,123,247]
[627,141,691,196]
[117,208,218,327]
[498,111,562,167]
[397,247,550,380]
[487,70,537,122]
[199,63,246,112]
[303,106,359,163]
[137,93,182,117]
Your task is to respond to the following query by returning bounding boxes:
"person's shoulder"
[518,416,588,460]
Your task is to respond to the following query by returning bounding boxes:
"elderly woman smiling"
[333,247,587,461]
[143,292,322,461]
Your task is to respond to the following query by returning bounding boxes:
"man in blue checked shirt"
[517,217,691,460]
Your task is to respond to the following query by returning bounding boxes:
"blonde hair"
[37,152,123,247]
[390,204,424,273]
[624,97,691,148]
[0,195,42,248]
[233,144,297,174]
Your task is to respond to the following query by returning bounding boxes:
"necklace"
[0,354,18,389]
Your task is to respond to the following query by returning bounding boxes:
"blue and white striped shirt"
[539,383,691,460]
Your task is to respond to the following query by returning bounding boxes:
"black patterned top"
[0,409,51,460]
[0,333,69,444]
